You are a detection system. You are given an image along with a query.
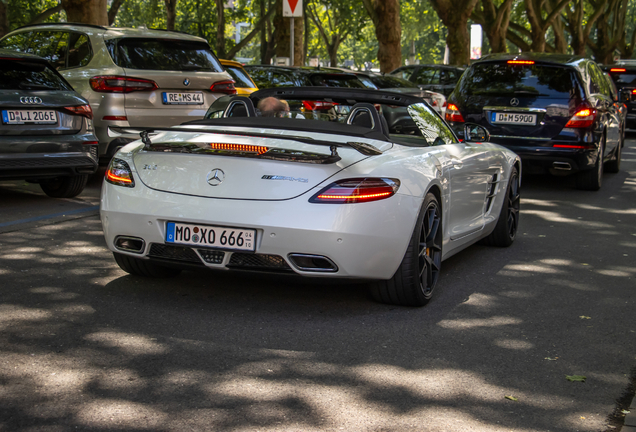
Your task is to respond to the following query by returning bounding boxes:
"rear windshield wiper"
[18,82,56,90]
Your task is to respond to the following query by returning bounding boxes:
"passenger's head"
[257,97,289,117]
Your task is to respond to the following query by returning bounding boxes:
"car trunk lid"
[131,129,383,200]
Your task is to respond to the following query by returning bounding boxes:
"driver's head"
[257,97,289,117]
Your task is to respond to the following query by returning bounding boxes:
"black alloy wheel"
[481,167,520,247]
[371,193,443,307]
[418,198,443,298]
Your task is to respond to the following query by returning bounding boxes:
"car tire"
[605,140,621,173]
[39,175,89,198]
[481,167,520,247]
[371,193,442,307]
[113,252,182,278]
[575,137,604,191]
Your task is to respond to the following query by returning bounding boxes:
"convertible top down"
[101,88,521,306]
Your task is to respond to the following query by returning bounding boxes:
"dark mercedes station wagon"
[446,54,622,191]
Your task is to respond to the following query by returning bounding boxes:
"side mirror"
[463,123,490,142]
[619,89,632,103]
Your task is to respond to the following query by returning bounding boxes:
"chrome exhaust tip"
[114,236,145,253]
[288,254,338,272]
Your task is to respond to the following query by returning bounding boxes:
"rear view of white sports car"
[100,88,521,306]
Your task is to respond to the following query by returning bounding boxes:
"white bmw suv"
[0,23,236,163]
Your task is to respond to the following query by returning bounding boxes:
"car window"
[0,32,32,52]
[457,63,580,98]
[66,33,92,68]
[408,103,457,146]
[370,75,417,89]
[588,63,611,97]
[224,65,255,88]
[308,74,367,88]
[355,75,378,89]
[26,31,64,63]
[244,68,269,88]
[609,72,636,87]
[106,38,223,72]
[50,32,69,69]
[270,71,297,86]
[0,59,72,91]
[414,68,438,85]
[391,67,415,80]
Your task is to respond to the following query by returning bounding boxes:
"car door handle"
[451,158,463,169]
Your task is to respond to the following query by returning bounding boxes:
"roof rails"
[16,22,108,31]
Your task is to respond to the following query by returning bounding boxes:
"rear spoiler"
[108,126,384,157]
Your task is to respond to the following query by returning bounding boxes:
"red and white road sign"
[283,0,303,17]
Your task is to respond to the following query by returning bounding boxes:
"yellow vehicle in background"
[220,59,258,95]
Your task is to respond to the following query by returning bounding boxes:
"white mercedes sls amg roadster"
[101,88,521,306]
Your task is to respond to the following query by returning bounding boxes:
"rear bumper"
[100,180,423,280]
[485,135,599,174]
[0,133,98,180]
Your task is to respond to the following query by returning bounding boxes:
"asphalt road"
[1,139,635,432]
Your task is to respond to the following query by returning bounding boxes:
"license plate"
[161,92,204,105]
[2,109,57,125]
[491,112,536,125]
[166,222,255,251]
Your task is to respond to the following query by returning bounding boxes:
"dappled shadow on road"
[0,146,635,431]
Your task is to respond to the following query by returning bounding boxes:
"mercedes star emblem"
[183,78,190,86]
[19,97,43,105]
[510,98,520,107]
[207,169,225,186]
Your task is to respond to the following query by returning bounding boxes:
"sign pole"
[290,17,294,66]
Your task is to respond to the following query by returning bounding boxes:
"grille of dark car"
[0,156,94,169]
[147,243,203,265]
[227,253,293,272]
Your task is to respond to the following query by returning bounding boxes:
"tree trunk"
[525,0,569,52]
[108,0,124,26]
[362,0,401,72]
[429,0,479,65]
[293,16,304,66]
[216,0,226,58]
[164,0,178,31]
[61,0,108,25]
[587,0,627,64]
[472,0,513,54]
[260,0,268,63]
[0,1,8,38]
[274,0,291,61]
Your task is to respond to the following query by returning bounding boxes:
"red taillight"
[89,76,158,93]
[610,68,626,72]
[102,115,128,121]
[553,144,595,149]
[83,141,99,145]
[310,178,400,204]
[508,60,535,65]
[445,103,464,123]
[302,100,338,111]
[565,106,596,128]
[632,89,636,95]
[208,143,268,154]
[61,104,93,119]
[210,80,237,95]
[105,158,135,187]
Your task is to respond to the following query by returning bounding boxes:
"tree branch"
[29,4,64,24]
[226,5,276,59]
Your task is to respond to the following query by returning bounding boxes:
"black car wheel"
[371,193,442,307]
[575,136,604,191]
[40,175,88,198]
[481,167,520,247]
[113,252,182,278]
